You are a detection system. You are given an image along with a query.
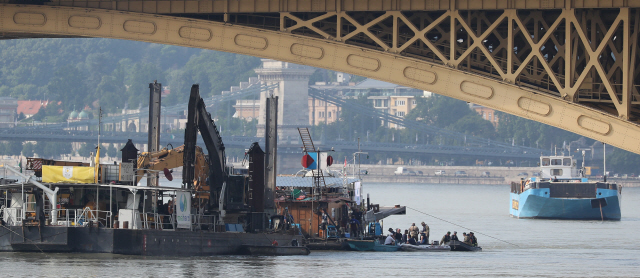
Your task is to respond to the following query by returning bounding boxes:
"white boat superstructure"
[539,155,579,179]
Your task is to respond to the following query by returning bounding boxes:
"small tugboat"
[278,132,406,250]
[510,151,621,220]
[447,240,482,252]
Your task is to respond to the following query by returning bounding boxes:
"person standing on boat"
[402,230,409,243]
[440,231,451,245]
[451,231,459,241]
[349,216,361,237]
[321,209,328,235]
[409,223,420,240]
[421,222,430,243]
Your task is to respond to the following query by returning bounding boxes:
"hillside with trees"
[0,38,638,170]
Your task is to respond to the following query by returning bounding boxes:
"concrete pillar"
[255,59,315,139]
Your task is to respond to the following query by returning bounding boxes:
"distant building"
[17,100,50,118]
[0,97,18,128]
[469,103,499,126]
[309,98,340,125]
[233,100,260,121]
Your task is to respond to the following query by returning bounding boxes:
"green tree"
[107,143,118,158]
[5,141,23,156]
[47,65,88,111]
[125,62,166,108]
[22,143,35,157]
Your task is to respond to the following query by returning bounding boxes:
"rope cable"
[407,206,520,247]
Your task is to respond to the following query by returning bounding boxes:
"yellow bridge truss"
[2,1,640,153]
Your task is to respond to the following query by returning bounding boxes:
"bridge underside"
[2,2,640,153]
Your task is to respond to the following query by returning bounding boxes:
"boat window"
[551,159,562,165]
[551,169,563,176]
[563,158,571,166]
[541,158,550,166]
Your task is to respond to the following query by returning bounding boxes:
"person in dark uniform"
[440,231,451,245]
[402,229,409,243]
[470,232,478,246]
[451,231,459,241]
[394,228,402,243]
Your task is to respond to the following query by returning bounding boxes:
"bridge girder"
[1,4,640,153]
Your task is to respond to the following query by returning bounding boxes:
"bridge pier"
[255,59,315,139]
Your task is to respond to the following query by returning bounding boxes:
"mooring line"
[407,206,520,247]
[0,225,45,253]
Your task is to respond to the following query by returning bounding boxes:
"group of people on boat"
[384,222,430,245]
[439,231,478,246]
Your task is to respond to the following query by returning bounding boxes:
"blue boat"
[346,239,401,252]
[510,154,621,220]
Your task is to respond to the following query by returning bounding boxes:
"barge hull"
[0,226,302,256]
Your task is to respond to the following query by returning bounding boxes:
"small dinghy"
[242,245,311,256]
[446,240,482,251]
[399,244,451,252]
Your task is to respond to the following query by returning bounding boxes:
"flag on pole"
[94,146,100,183]
[19,157,22,173]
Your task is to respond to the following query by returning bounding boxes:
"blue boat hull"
[510,188,621,220]
[347,240,400,252]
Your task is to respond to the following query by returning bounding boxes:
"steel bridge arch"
[1,4,639,153]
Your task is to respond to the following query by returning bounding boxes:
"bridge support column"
[255,59,315,140]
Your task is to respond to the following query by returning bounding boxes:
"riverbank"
[354,165,640,187]
[362,175,506,184]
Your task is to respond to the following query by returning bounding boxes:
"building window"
[482,112,486,119]
[488,112,492,120]
[395,100,405,106]
[328,112,332,118]
[396,111,405,117]
[412,100,417,105]
[374,99,385,107]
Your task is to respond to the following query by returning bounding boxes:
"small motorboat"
[242,245,311,256]
[346,240,401,252]
[446,240,482,251]
[399,244,451,252]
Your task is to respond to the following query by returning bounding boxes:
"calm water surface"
[0,183,638,277]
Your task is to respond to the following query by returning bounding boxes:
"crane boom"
[183,84,227,198]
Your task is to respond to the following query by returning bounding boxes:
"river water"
[0,183,638,277]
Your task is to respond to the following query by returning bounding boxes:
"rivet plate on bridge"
[68,15,101,29]
[290,43,324,59]
[517,97,551,116]
[234,34,268,50]
[577,115,611,135]
[403,67,437,84]
[178,26,212,42]
[346,54,380,71]
[123,20,157,35]
[13,12,46,26]
[460,81,493,99]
